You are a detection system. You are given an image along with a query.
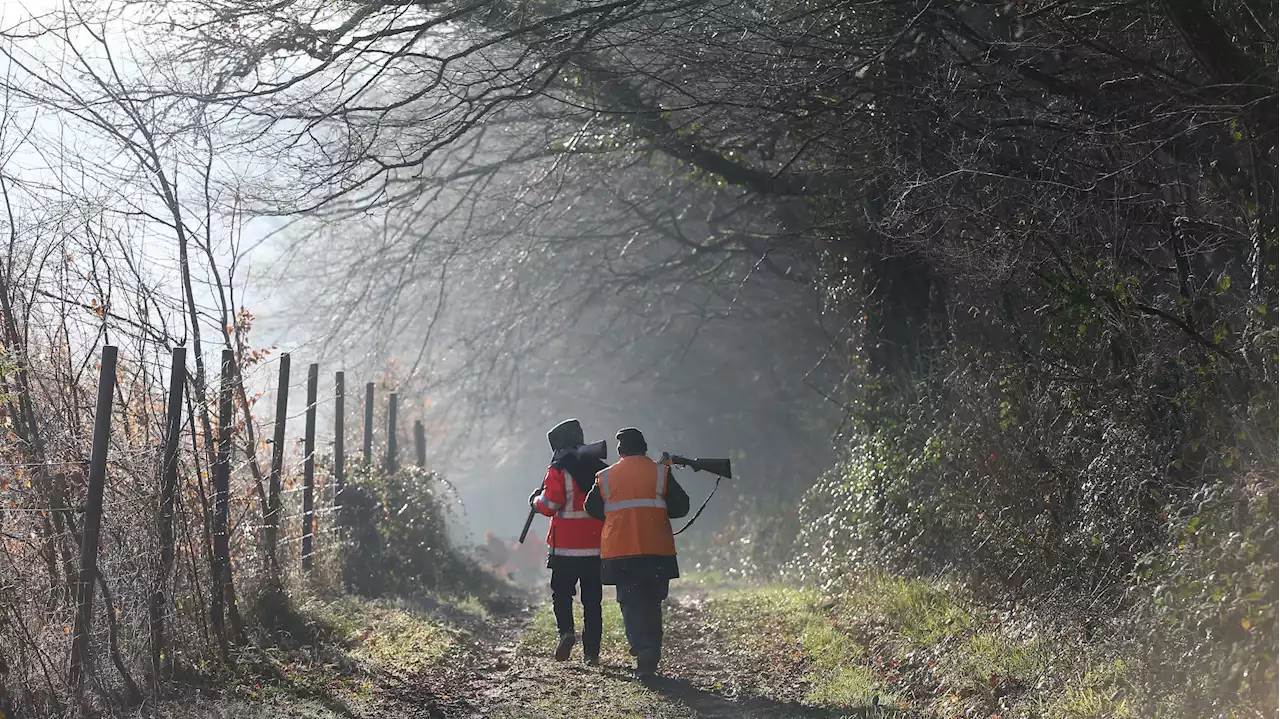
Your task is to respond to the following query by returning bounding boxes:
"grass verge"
[708,586,884,708]
[144,588,473,718]
[703,574,1252,719]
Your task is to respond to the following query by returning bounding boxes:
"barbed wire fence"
[0,342,437,716]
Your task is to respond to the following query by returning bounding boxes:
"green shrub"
[680,493,803,580]
[1130,472,1277,717]
[790,428,952,586]
[337,465,496,599]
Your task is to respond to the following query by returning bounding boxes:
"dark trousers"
[616,579,669,671]
[549,556,603,656]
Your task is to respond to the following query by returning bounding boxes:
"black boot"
[554,632,576,661]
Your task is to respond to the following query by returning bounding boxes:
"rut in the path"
[397,593,871,719]
[376,601,536,718]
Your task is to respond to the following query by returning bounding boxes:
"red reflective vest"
[596,456,676,559]
[533,466,604,556]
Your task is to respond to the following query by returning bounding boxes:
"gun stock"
[669,455,732,479]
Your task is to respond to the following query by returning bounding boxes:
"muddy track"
[384,592,870,719]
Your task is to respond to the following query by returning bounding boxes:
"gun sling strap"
[673,474,721,536]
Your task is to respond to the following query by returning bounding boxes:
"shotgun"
[661,452,733,535]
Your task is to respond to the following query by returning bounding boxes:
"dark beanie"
[616,427,647,456]
[548,419,584,452]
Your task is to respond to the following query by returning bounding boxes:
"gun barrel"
[518,508,536,543]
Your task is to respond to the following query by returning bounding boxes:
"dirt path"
[154,574,1177,719]
[145,582,936,719]
[396,589,869,719]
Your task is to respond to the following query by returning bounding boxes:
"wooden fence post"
[149,346,185,683]
[69,345,117,699]
[334,371,345,501]
[301,363,318,571]
[213,349,244,653]
[385,392,398,473]
[363,382,374,468]
[414,420,426,468]
[266,353,289,578]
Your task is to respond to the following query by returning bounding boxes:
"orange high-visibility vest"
[596,456,676,559]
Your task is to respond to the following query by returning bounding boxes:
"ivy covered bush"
[338,465,494,598]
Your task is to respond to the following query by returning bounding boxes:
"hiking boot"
[584,653,600,667]
[554,632,575,661]
[634,649,659,680]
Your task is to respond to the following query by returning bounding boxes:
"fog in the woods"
[0,0,1273,715]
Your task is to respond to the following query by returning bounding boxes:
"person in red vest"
[529,419,608,664]
[585,427,689,680]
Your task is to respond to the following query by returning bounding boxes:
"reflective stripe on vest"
[598,457,676,559]
[556,470,575,519]
[606,498,665,511]
[550,546,601,556]
[554,473,594,518]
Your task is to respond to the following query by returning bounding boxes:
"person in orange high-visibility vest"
[585,427,689,679]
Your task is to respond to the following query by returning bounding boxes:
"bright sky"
[0,0,304,348]
[0,0,517,541]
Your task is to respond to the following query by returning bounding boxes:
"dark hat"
[548,419,585,452]
[615,427,647,455]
